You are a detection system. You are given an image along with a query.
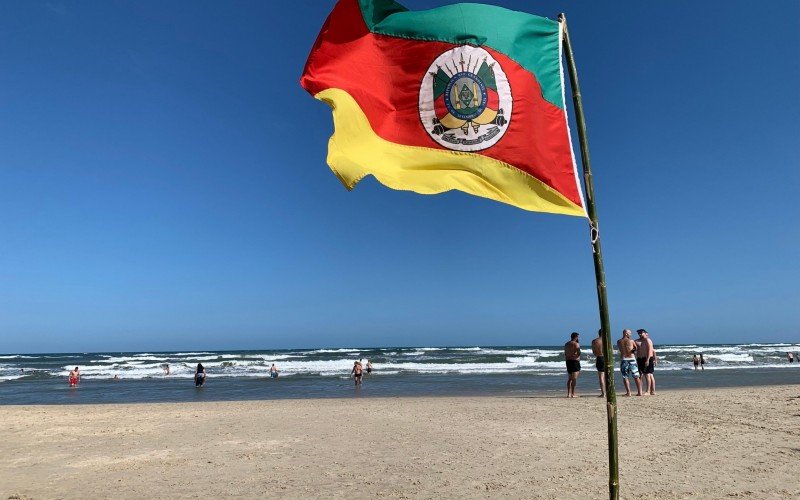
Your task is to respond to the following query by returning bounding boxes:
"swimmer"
[270,363,279,379]
[351,360,363,386]
[68,367,80,387]
[194,363,206,387]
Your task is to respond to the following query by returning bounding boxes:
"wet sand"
[2,386,798,499]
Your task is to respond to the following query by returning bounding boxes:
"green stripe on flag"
[358,0,564,109]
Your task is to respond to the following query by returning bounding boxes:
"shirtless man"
[637,329,656,395]
[351,361,363,386]
[591,330,605,397]
[564,332,581,398]
[617,329,642,396]
[68,366,80,387]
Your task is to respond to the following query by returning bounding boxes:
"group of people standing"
[564,328,658,398]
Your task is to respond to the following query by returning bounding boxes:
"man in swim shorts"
[351,361,363,386]
[637,329,657,395]
[591,329,605,397]
[564,332,581,398]
[68,367,80,387]
[617,329,643,396]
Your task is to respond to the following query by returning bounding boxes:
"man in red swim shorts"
[68,366,80,387]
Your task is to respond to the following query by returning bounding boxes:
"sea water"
[1,344,799,404]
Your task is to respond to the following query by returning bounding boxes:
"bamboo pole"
[559,13,620,500]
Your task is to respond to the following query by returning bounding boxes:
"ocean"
[2,343,799,405]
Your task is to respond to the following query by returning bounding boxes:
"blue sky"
[1,0,798,353]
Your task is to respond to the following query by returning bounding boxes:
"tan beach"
[2,386,798,499]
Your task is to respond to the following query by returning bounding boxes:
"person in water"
[693,354,700,370]
[591,329,605,397]
[789,352,795,363]
[564,332,581,398]
[270,363,279,379]
[351,361,363,386]
[68,366,80,387]
[366,360,373,374]
[194,363,206,387]
[162,363,170,375]
[700,353,706,371]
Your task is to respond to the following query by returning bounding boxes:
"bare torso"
[591,337,604,357]
[618,338,637,358]
[564,340,581,361]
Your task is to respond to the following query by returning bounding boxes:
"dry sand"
[2,386,799,499]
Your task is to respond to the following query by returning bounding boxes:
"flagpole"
[559,13,620,500]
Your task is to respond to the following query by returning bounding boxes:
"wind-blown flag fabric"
[300,0,586,216]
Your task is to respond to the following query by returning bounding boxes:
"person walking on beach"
[68,366,80,387]
[194,363,206,387]
[351,361,363,386]
[270,363,279,379]
[591,330,605,397]
[617,329,643,396]
[564,332,581,398]
[693,354,700,370]
[636,329,656,395]
[700,353,706,371]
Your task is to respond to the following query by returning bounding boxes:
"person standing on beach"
[637,329,656,395]
[270,363,279,378]
[194,363,206,387]
[564,332,581,398]
[351,361,363,386]
[591,330,605,397]
[68,367,80,387]
[693,354,700,370]
[700,353,706,371]
[617,330,643,396]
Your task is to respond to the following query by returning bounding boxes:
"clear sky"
[1,0,798,353]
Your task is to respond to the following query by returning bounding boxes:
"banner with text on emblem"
[300,0,586,217]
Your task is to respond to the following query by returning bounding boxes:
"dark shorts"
[566,360,581,374]
[644,357,655,374]
[595,356,605,372]
[636,357,647,374]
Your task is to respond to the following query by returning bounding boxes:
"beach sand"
[2,386,798,499]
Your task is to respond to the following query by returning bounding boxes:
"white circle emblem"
[419,46,512,152]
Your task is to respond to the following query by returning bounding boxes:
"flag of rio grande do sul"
[300,0,586,217]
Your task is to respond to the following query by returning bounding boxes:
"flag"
[300,0,586,216]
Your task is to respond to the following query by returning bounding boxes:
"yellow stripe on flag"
[315,88,586,217]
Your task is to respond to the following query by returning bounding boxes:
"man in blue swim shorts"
[617,329,643,396]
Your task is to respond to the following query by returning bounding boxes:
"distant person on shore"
[789,352,795,363]
[194,363,206,387]
[366,360,373,374]
[636,329,656,395]
[693,354,700,370]
[270,363,279,379]
[68,367,80,387]
[617,329,642,396]
[163,363,170,375]
[564,332,581,398]
[591,329,605,397]
[351,361,363,386]
[700,353,706,371]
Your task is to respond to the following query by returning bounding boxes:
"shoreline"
[3,386,799,498]
[3,367,798,406]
